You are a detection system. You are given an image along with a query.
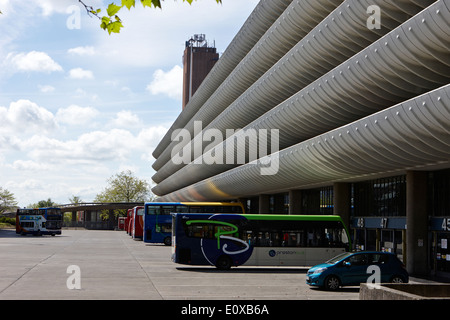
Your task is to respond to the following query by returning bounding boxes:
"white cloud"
[20,129,136,164]
[110,110,142,128]
[38,85,56,93]
[35,0,76,16]
[68,46,96,56]
[9,123,168,166]
[146,65,182,100]
[11,160,51,172]
[137,125,169,161]
[56,105,100,126]
[5,51,63,73]
[35,0,103,16]
[69,68,94,80]
[0,99,58,135]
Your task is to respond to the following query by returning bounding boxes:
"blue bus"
[16,207,62,236]
[171,213,350,270]
[143,202,245,245]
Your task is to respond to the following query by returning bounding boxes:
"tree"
[69,195,83,204]
[0,187,18,214]
[27,198,57,209]
[95,170,153,217]
[79,0,222,34]
[95,170,151,202]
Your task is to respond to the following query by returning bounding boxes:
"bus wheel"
[163,237,171,246]
[215,255,232,270]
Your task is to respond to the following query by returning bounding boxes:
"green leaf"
[140,0,155,8]
[100,16,111,30]
[151,0,161,8]
[107,21,124,34]
[107,3,122,17]
[121,0,135,10]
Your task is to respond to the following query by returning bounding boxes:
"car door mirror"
[344,261,351,267]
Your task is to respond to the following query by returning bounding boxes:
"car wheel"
[215,255,232,270]
[324,275,340,291]
[163,236,172,246]
[390,276,404,283]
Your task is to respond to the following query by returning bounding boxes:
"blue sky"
[0,0,259,207]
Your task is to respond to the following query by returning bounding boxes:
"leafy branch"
[79,0,222,35]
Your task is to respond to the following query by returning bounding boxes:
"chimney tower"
[182,34,219,110]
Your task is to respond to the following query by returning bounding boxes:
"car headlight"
[313,267,327,274]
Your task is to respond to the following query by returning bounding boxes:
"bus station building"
[150,0,450,279]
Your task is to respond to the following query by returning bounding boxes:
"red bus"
[131,206,144,240]
[117,216,126,230]
[125,208,133,235]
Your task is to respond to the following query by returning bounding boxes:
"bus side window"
[160,224,172,233]
[256,232,273,247]
[147,207,160,215]
[162,206,175,215]
[176,206,189,213]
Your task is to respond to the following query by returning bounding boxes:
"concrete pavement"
[0,228,363,300]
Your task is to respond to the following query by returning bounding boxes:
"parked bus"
[131,206,144,240]
[16,207,62,236]
[171,213,350,270]
[117,216,126,230]
[125,208,133,235]
[143,202,245,246]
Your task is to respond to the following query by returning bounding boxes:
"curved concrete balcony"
[157,84,450,201]
[152,0,448,196]
[152,0,436,182]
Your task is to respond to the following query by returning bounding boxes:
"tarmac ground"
[0,228,442,304]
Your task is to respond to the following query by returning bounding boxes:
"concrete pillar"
[406,171,428,276]
[259,195,270,214]
[333,183,351,230]
[109,209,115,229]
[248,197,259,214]
[289,190,302,215]
[71,211,77,227]
[85,210,91,221]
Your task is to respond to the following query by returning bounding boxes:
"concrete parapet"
[360,284,450,300]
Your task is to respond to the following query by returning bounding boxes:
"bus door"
[134,207,144,239]
[36,216,44,231]
[144,205,160,242]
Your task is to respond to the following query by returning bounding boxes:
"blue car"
[306,251,409,290]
